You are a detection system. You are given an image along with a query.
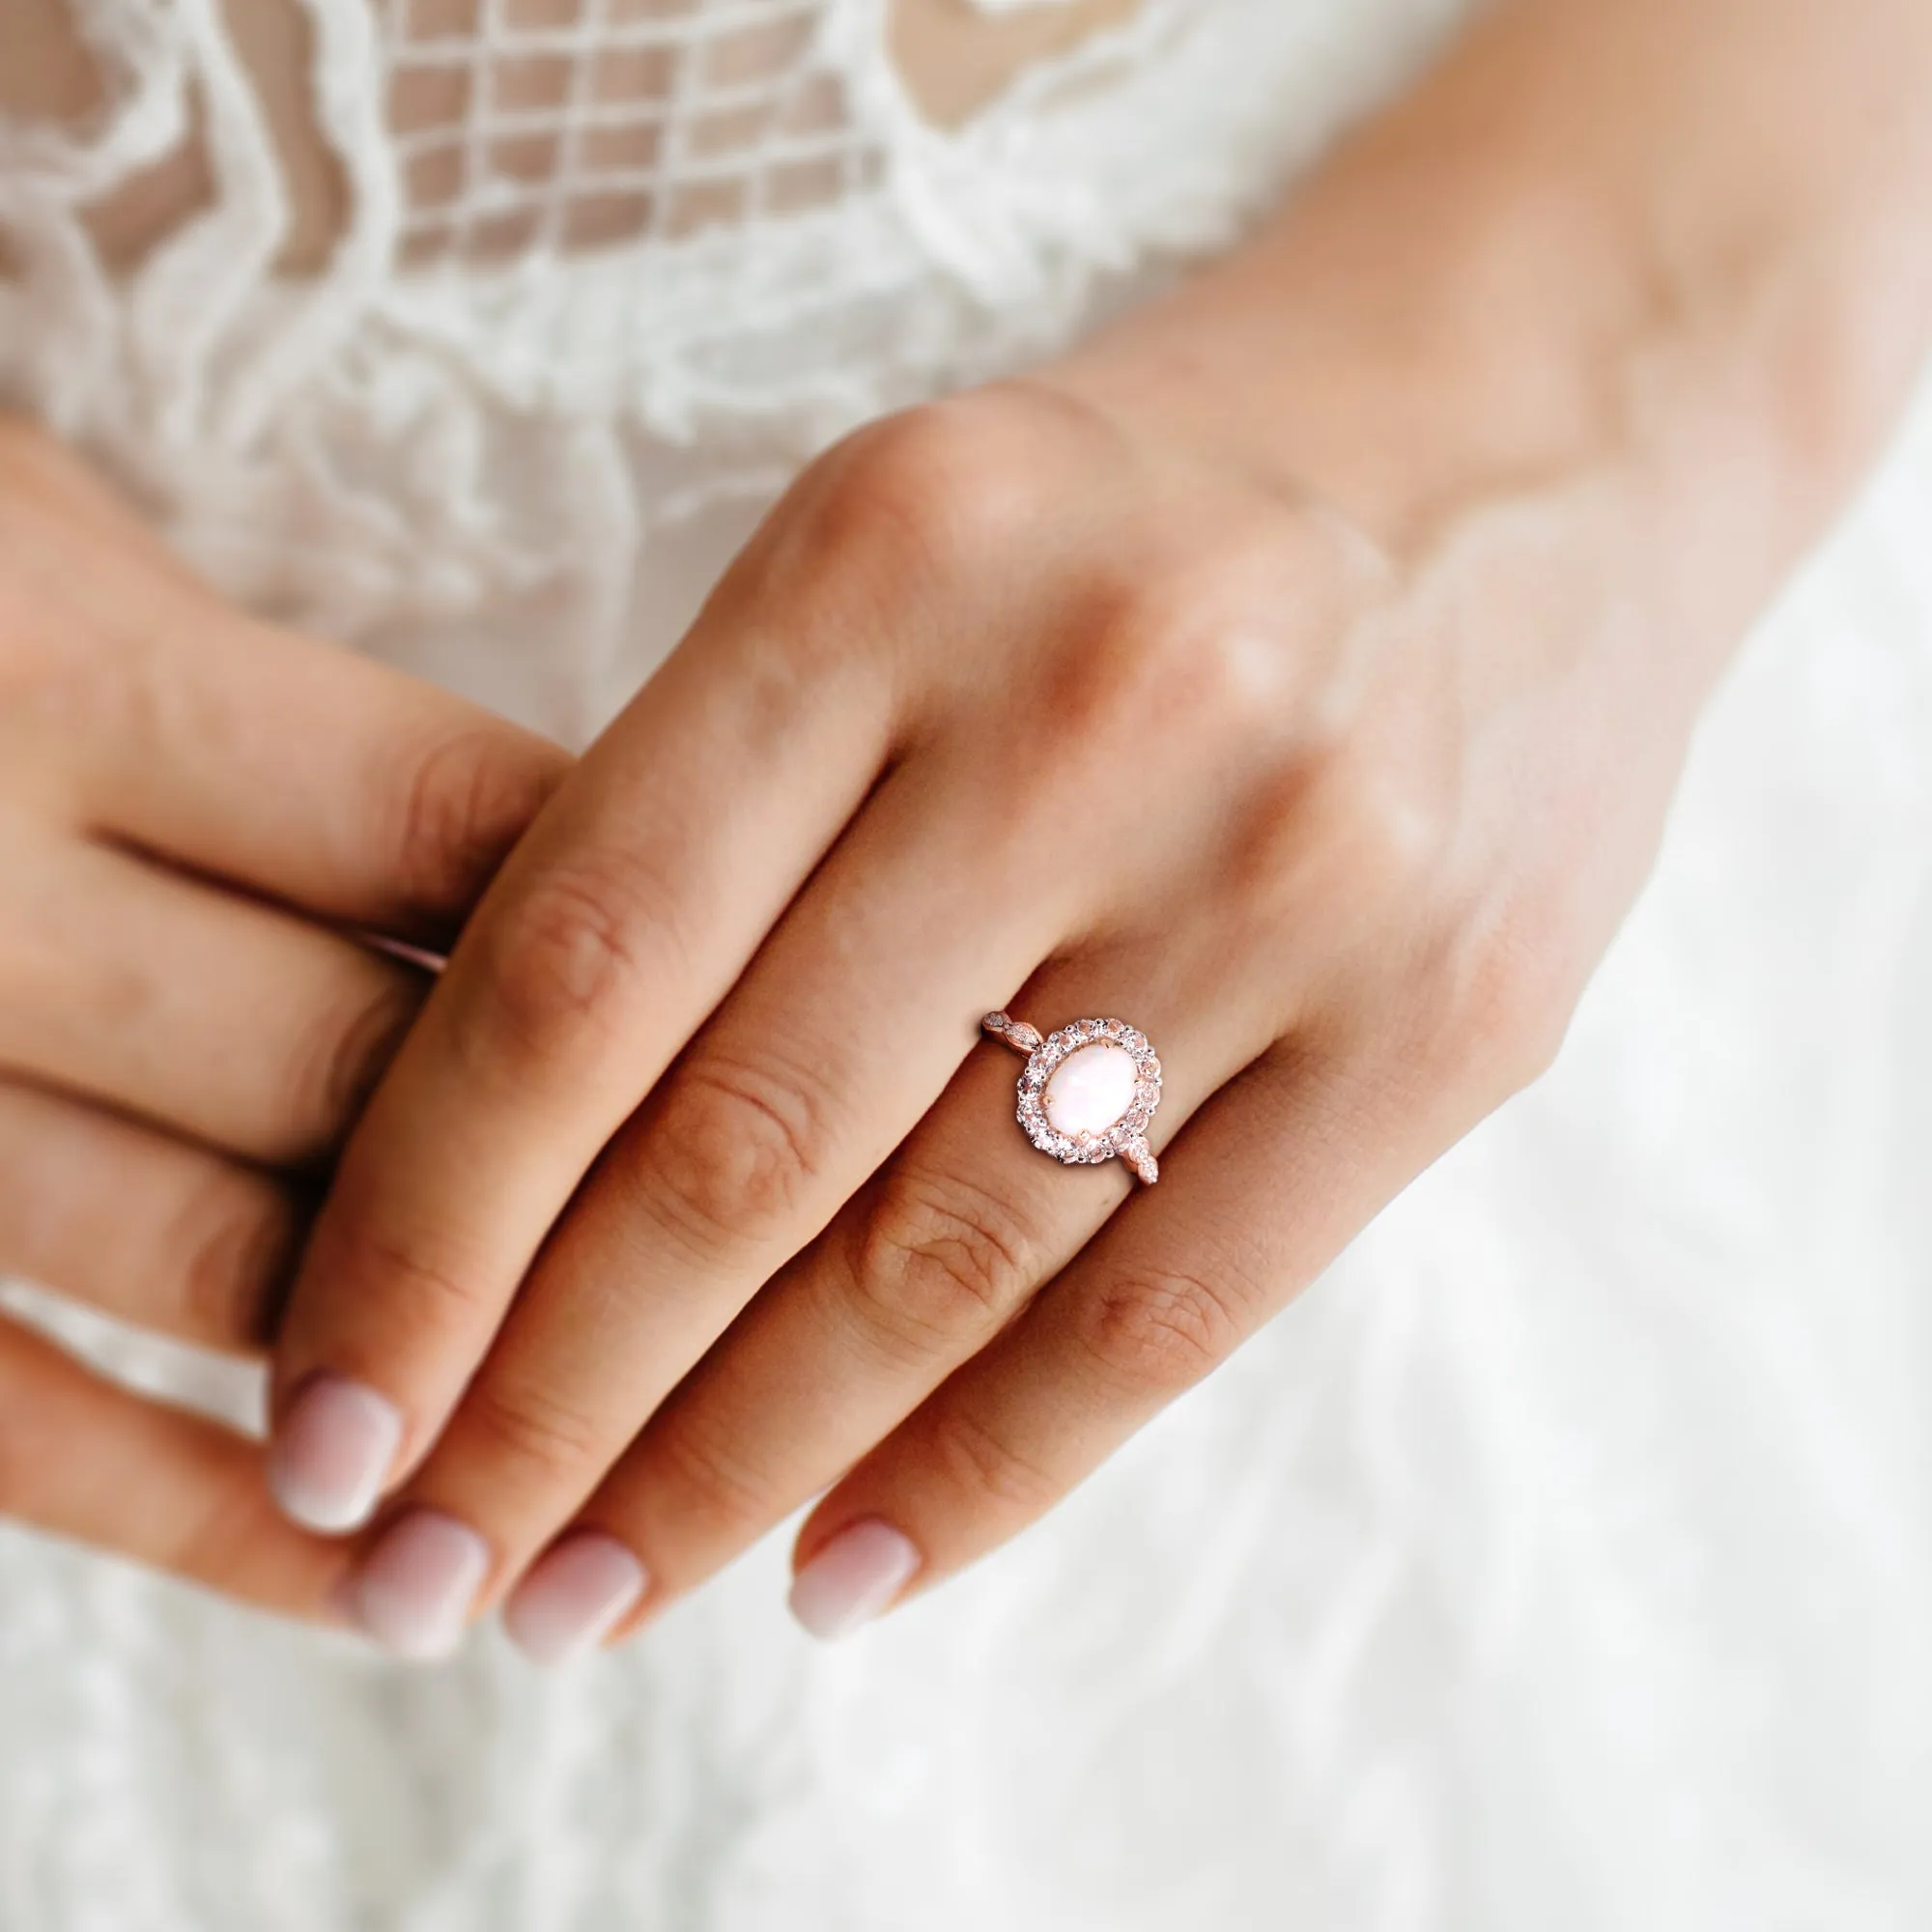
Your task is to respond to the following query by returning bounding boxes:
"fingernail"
[269,1374,405,1532]
[786,1520,922,1641]
[502,1532,649,1665]
[349,1510,491,1661]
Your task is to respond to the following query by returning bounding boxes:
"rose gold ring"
[981,1011,1161,1185]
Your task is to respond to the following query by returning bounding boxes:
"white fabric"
[3,2,1932,1925]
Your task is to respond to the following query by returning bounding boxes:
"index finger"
[267,594,898,1532]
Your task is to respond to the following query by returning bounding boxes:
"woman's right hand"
[0,415,567,1619]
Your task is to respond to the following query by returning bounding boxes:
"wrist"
[1038,2,1932,688]
[1040,159,1645,555]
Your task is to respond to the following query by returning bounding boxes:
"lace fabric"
[3,4,1932,1927]
[0,0,1458,719]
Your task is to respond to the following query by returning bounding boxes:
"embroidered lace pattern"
[0,0,1460,700]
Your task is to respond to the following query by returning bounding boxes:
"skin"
[3,0,1931,1641]
[260,0,1932,1649]
[0,418,568,1613]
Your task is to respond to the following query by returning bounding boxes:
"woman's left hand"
[262,0,1932,1658]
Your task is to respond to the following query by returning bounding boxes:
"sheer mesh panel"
[383,0,880,261]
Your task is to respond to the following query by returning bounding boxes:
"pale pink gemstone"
[1041,1040,1139,1139]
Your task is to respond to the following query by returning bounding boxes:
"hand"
[267,0,1932,1660]
[263,384,1709,1659]
[0,415,567,1618]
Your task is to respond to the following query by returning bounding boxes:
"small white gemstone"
[1041,1040,1140,1140]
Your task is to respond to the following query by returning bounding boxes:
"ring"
[982,1012,1162,1185]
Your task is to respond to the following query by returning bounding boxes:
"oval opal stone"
[1041,1040,1138,1138]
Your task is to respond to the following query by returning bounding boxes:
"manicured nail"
[786,1520,922,1641]
[349,1510,491,1661]
[269,1374,404,1532]
[502,1532,649,1665]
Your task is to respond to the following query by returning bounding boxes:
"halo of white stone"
[998,1015,1162,1171]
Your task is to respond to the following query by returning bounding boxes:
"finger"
[1,820,432,1166]
[497,943,1275,1659]
[779,1035,1465,1637]
[0,425,567,943]
[80,624,569,947]
[330,777,1085,1656]
[0,1308,350,1621]
[269,588,902,1528]
[0,1077,308,1352]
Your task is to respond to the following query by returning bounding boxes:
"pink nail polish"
[786,1520,922,1641]
[350,1511,491,1661]
[502,1532,649,1665]
[269,1374,404,1533]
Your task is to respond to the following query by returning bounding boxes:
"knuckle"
[637,1051,830,1251]
[390,725,564,930]
[460,1373,609,1485]
[317,1223,494,1361]
[1074,1266,1243,1397]
[926,1404,1061,1514]
[1426,911,1580,1100]
[847,1169,1038,1362]
[1316,746,1449,905]
[646,1406,782,1530]
[173,1175,301,1351]
[1227,741,1446,934]
[1046,545,1301,756]
[286,972,423,1162]
[479,854,664,1065]
[787,400,1043,598]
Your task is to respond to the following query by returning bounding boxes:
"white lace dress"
[4,3,1931,1925]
